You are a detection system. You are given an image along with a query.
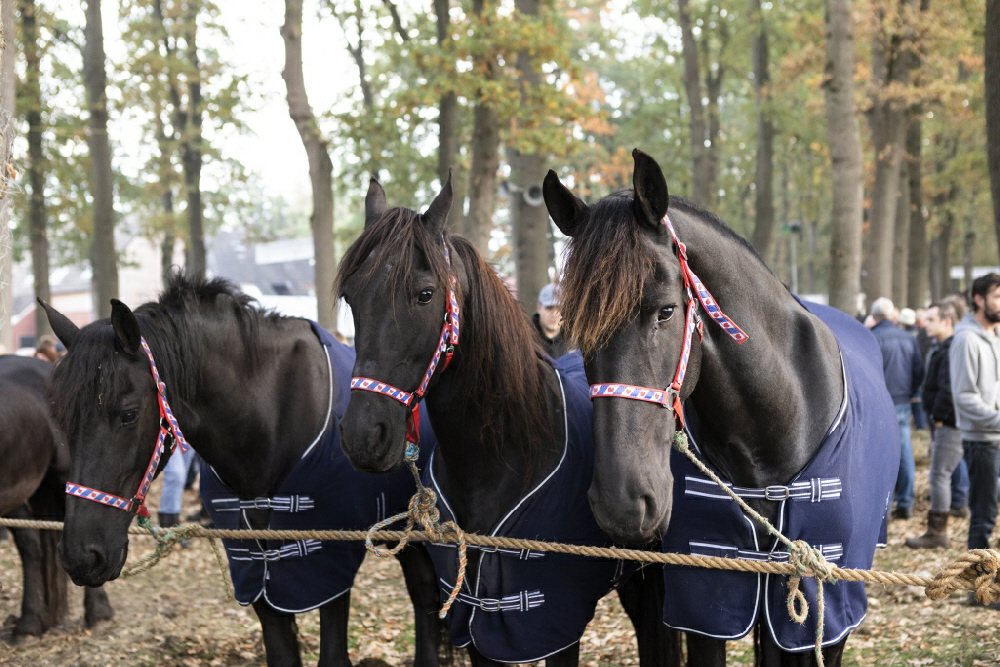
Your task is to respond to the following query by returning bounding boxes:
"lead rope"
[364,441,467,618]
[672,431,835,665]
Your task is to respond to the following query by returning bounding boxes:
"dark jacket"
[870,319,924,405]
[532,313,570,359]
[921,336,956,428]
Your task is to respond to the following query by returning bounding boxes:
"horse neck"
[422,286,565,533]
[169,314,331,500]
[670,205,843,488]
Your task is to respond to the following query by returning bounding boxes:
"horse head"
[337,174,459,473]
[543,149,703,543]
[41,299,174,587]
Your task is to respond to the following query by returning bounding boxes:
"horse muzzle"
[59,536,128,587]
[339,393,408,473]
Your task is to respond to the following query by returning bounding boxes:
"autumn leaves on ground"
[1,431,998,667]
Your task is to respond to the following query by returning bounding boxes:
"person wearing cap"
[533,283,569,359]
[869,296,924,520]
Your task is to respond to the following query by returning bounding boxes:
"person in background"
[901,307,929,431]
[905,300,965,548]
[34,334,60,363]
[950,274,1000,609]
[533,283,569,359]
[870,296,924,520]
[158,447,195,531]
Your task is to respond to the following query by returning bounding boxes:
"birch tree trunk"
[84,0,119,319]
[824,0,864,314]
[0,0,15,352]
[282,0,337,331]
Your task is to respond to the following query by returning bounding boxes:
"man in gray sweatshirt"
[949,273,1000,560]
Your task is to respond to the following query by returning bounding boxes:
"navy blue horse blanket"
[200,322,433,613]
[425,351,634,663]
[661,300,899,651]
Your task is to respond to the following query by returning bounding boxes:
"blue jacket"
[870,320,924,405]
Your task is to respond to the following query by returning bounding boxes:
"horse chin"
[588,484,673,545]
[60,541,128,588]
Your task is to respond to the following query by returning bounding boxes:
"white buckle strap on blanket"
[210,495,316,513]
[684,475,843,503]
[227,539,323,562]
[447,581,545,612]
[689,541,844,563]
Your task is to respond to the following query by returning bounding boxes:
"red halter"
[589,213,748,428]
[350,237,460,445]
[65,337,190,518]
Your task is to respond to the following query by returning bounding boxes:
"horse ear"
[543,170,588,237]
[631,149,670,236]
[37,298,79,349]
[422,169,453,237]
[365,176,387,229]
[110,299,141,355]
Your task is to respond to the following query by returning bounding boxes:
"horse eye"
[417,289,434,304]
[120,410,139,425]
[657,306,676,323]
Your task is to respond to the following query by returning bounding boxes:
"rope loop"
[786,577,809,623]
[925,549,1000,604]
[122,517,202,578]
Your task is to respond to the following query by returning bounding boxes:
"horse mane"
[50,273,281,439]
[561,191,769,357]
[336,209,555,463]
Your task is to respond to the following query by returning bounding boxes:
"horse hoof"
[11,628,43,646]
[85,607,114,627]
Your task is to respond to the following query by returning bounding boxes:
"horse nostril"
[373,422,386,445]
[86,545,106,572]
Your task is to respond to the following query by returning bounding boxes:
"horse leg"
[395,544,442,667]
[252,598,303,667]
[84,585,114,626]
[685,633,727,667]
[616,565,682,667]
[9,505,46,639]
[316,593,352,667]
[544,643,580,666]
[754,624,848,667]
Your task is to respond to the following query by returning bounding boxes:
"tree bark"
[84,0,118,318]
[20,0,50,337]
[282,0,337,331]
[824,0,864,314]
[463,0,499,254]
[891,153,910,305]
[905,113,927,307]
[750,0,775,259]
[435,0,463,231]
[986,0,1000,264]
[864,0,918,303]
[0,0,15,351]
[677,0,710,207]
[182,0,205,277]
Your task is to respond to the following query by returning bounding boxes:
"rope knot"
[926,549,1000,604]
[671,429,689,453]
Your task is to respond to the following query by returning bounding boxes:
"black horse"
[0,354,113,641]
[336,175,679,667]
[543,149,899,666]
[40,276,443,667]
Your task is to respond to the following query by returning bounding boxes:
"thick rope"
[362,442,467,618]
[3,516,996,595]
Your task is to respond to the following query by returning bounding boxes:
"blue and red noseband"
[589,213,748,428]
[65,336,190,518]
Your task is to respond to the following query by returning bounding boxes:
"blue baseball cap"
[538,283,560,307]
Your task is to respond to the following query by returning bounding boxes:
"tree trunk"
[986,0,1000,263]
[750,0,775,259]
[963,230,975,297]
[864,0,918,303]
[21,0,50,337]
[824,0,864,314]
[677,0,710,207]
[891,154,910,305]
[905,113,927,308]
[463,0,499,255]
[282,0,337,331]
[509,0,550,315]
[182,0,205,277]
[435,0,464,231]
[0,0,15,352]
[84,0,118,318]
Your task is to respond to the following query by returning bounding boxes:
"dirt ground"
[2,431,999,666]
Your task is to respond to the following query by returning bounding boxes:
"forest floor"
[1,430,998,666]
